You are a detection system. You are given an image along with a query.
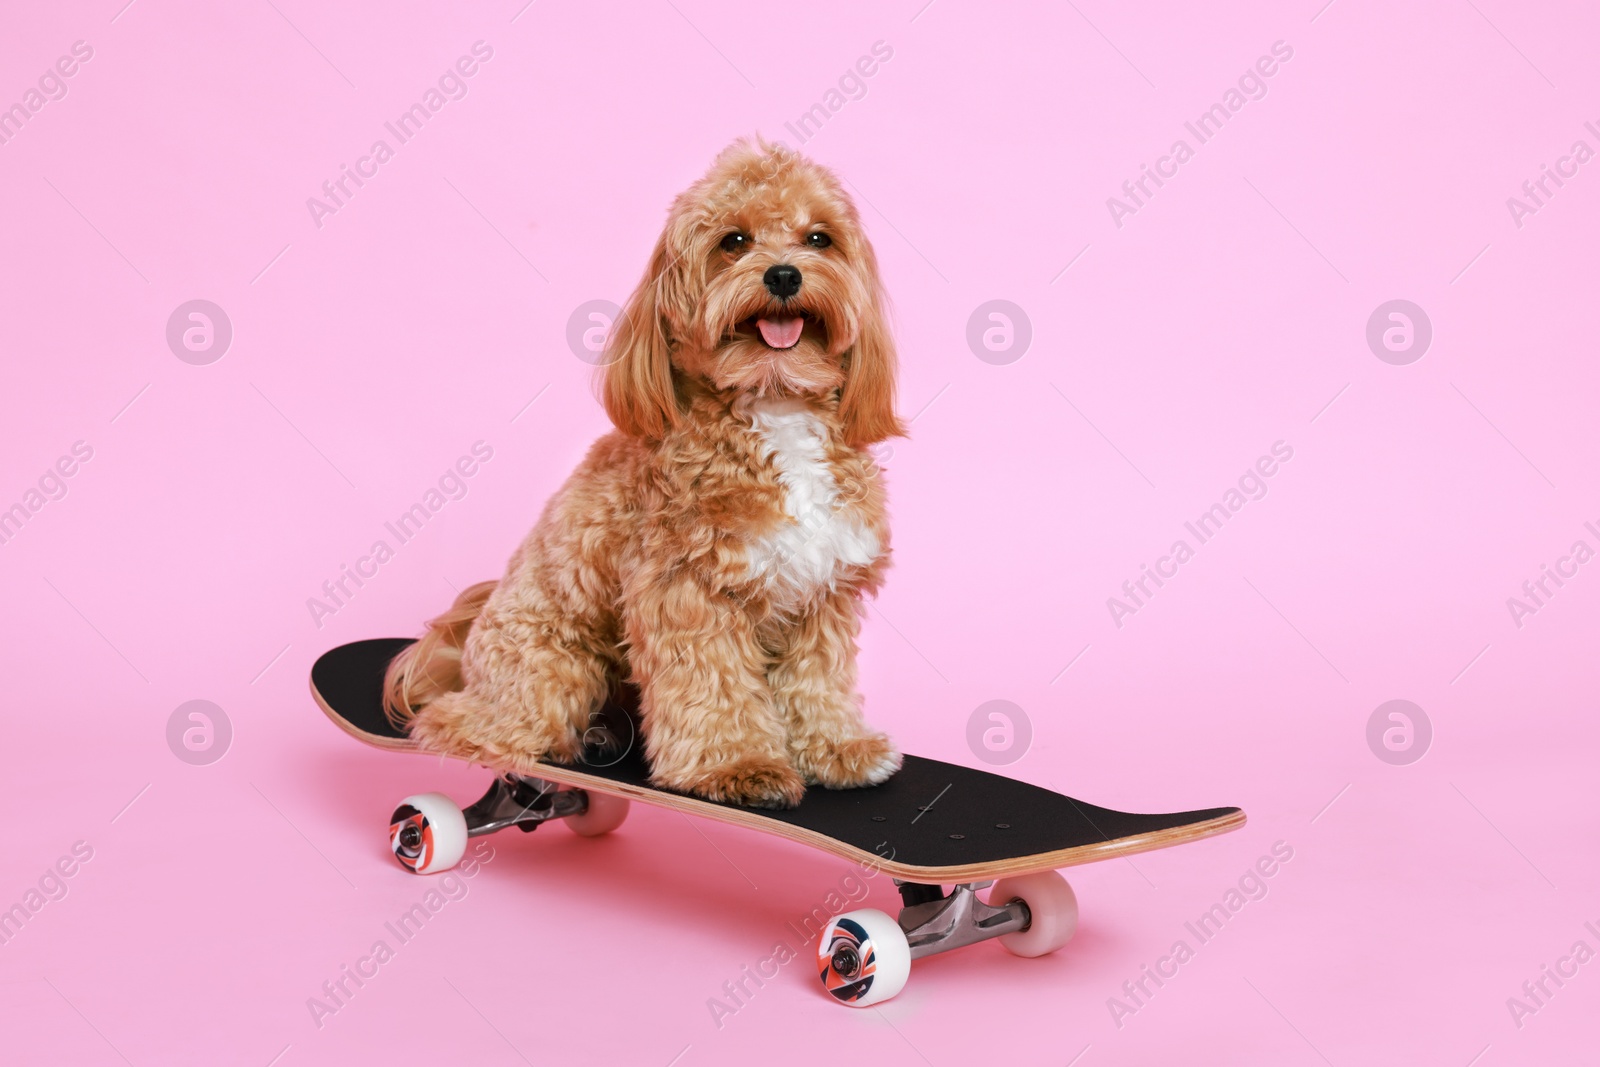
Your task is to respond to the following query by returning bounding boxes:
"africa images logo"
[1106,442,1294,628]
[1105,41,1294,228]
[305,42,495,229]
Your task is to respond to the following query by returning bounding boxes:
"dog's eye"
[805,232,833,249]
[720,232,750,253]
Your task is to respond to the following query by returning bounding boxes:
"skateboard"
[311,638,1245,1006]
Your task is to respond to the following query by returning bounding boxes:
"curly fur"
[385,139,905,808]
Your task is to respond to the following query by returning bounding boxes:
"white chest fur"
[743,398,880,609]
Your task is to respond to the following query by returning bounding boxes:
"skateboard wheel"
[816,909,911,1007]
[389,792,468,875]
[988,872,1078,957]
[563,790,630,837]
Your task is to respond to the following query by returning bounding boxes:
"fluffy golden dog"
[384,140,905,808]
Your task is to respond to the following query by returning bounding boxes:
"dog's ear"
[839,258,906,447]
[602,237,681,439]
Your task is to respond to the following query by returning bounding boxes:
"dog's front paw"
[665,756,807,809]
[795,734,902,789]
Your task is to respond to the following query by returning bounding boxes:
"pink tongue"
[757,317,804,349]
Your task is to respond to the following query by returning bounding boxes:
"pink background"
[3,0,1597,1063]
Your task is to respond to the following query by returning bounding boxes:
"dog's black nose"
[763,263,802,299]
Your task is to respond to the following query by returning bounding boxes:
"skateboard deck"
[311,638,1245,882]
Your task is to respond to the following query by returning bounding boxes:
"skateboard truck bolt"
[458,775,588,837]
[893,881,1030,961]
[830,944,861,979]
[399,825,423,849]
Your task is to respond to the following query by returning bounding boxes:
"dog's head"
[602,139,904,447]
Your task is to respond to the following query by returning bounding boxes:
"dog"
[384,139,904,808]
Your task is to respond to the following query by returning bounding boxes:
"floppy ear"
[839,272,906,448]
[602,237,680,439]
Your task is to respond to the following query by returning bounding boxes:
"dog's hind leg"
[408,579,619,772]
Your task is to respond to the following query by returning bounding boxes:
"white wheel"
[563,790,630,837]
[389,792,467,875]
[816,908,911,1007]
[988,872,1078,957]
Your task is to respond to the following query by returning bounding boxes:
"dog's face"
[603,141,904,447]
[680,154,871,399]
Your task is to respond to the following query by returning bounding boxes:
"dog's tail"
[383,580,497,731]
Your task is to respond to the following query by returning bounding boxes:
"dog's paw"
[408,691,577,768]
[668,756,807,809]
[795,734,902,790]
[406,697,490,762]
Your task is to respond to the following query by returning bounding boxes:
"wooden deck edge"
[311,678,418,753]
[312,678,1248,881]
